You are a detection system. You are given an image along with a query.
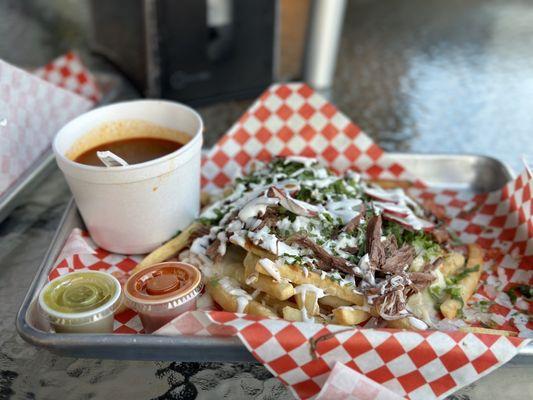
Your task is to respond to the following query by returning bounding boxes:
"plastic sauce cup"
[124,262,202,333]
[38,271,122,333]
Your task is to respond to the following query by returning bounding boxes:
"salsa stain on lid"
[124,262,202,333]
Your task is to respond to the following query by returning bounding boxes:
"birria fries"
[139,156,513,335]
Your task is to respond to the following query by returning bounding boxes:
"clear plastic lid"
[38,271,122,327]
[123,262,202,314]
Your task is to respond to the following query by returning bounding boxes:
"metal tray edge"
[0,150,55,224]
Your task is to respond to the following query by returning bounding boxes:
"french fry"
[200,191,212,207]
[439,252,466,277]
[440,244,483,319]
[240,252,294,300]
[282,306,303,322]
[369,179,412,190]
[266,263,363,305]
[258,294,298,315]
[332,307,371,326]
[385,317,431,331]
[133,222,202,273]
[459,326,518,337]
[251,275,294,300]
[282,306,327,323]
[244,243,364,306]
[206,276,277,318]
[319,295,352,309]
[243,252,259,276]
[295,291,320,316]
[386,318,413,330]
[236,267,294,300]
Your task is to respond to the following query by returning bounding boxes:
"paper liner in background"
[0,53,97,196]
[47,83,532,399]
[33,51,102,103]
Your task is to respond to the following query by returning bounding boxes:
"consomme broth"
[74,137,183,166]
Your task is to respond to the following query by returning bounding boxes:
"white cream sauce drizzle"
[285,156,317,167]
[238,196,279,222]
[247,227,299,256]
[258,258,282,282]
[218,277,252,313]
[294,284,326,323]
[326,198,363,224]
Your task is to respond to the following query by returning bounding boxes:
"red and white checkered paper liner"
[0,54,98,196]
[33,51,102,103]
[157,310,527,400]
[47,83,532,399]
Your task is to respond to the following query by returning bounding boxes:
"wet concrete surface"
[1,0,532,399]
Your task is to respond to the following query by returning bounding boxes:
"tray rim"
[16,152,533,361]
[0,149,55,224]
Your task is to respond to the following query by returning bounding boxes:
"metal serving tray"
[16,153,533,362]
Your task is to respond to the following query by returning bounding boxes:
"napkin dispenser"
[88,0,276,106]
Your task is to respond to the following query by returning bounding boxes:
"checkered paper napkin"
[0,53,98,196]
[48,83,531,399]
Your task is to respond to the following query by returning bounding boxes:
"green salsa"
[42,271,116,314]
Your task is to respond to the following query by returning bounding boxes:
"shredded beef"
[341,246,359,255]
[431,227,451,244]
[408,271,436,291]
[205,239,223,263]
[266,187,276,198]
[382,235,398,256]
[372,290,407,320]
[366,215,385,268]
[380,244,416,274]
[287,234,354,275]
[424,256,443,272]
[253,207,279,231]
[422,199,448,221]
[189,224,210,243]
[343,204,366,234]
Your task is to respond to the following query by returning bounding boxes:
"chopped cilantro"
[383,222,442,261]
[517,284,532,299]
[505,284,532,304]
[445,285,463,302]
[477,300,492,313]
[295,187,313,202]
[447,265,480,285]
[412,235,443,262]
[198,207,226,226]
[429,285,443,302]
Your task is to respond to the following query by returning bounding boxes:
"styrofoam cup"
[53,100,203,254]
